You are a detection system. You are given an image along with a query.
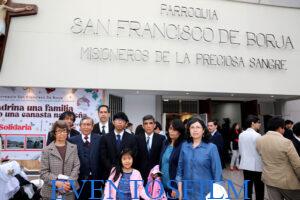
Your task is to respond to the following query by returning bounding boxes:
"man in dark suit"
[92,105,114,135]
[100,112,137,180]
[284,119,294,140]
[69,116,102,200]
[136,115,165,184]
[46,111,80,145]
[208,120,225,168]
[292,122,300,156]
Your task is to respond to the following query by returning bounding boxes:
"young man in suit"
[257,117,300,200]
[135,115,165,184]
[239,115,264,200]
[100,112,137,180]
[208,120,225,168]
[69,116,102,200]
[292,122,300,156]
[46,111,80,145]
[92,105,114,135]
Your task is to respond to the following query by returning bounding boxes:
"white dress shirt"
[145,132,154,150]
[81,134,91,143]
[114,130,124,140]
[239,128,262,172]
[99,121,109,134]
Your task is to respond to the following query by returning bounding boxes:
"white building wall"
[281,99,300,122]
[123,95,156,130]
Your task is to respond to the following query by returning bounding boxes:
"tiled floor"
[222,168,269,200]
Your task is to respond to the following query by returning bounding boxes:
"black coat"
[92,122,114,135]
[100,131,137,179]
[68,133,102,180]
[291,135,300,157]
[46,128,80,146]
[209,131,225,168]
[135,133,165,183]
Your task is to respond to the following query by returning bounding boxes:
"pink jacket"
[147,165,167,200]
[103,168,150,200]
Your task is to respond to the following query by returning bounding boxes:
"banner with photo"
[0,87,104,160]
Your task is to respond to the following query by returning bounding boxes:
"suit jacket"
[209,131,224,168]
[239,128,262,172]
[100,131,137,179]
[46,129,80,146]
[136,133,165,183]
[93,122,114,135]
[291,135,300,157]
[69,133,102,180]
[159,140,184,188]
[40,141,80,199]
[256,131,300,190]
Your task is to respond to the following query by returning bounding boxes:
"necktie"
[101,125,106,134]
[84,136,90,146]
[116,134,121,152]
[146,136,151,152]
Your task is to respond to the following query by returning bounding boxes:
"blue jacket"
[69,133,102,180]
[159,140,184,188]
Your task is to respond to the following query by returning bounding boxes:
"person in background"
[176,118,222,200]
[284,119,294,140]
[47,111,80,146]
[292,122,300,156]
[257,117,300,200]
[154,121,166,138]
[230,122,241,171]
[126,122,134,134]
[135,124,144,136]
[69,116,102,200]
[160,119,186,199]
[92,105,114,135]
[208,120,225,168]
[40,120,80,200]
[103,148,150,200]
[239,115,264,200]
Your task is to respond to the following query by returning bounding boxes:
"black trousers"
[243,170,264,200]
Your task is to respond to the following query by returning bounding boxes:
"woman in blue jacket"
[160,119,186,199]
[176,118,222,200]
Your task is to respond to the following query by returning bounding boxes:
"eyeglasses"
[55,129,68,134]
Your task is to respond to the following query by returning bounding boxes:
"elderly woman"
[40,120,80,200]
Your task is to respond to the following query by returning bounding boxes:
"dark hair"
[293,122,300,136]
[231,122,240,131]
[97,105,110,113]
[186,118,211,143]
[167,119,186,147]
[143,115,155,123]
[267,116,285,131]
[285,120,294,125]
[59,111,76,122]
[208,120,218,126]
[245,115,260,128]
[80,116,94,126]
[155,121,162,131]
[51,120,70,141]
[113,112,129,123]
[126,122,133,128]
[112,148,135,182]
[135,124,144,135]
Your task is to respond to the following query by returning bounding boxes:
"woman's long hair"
[112,148,135,182]
[186,118,211,143]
